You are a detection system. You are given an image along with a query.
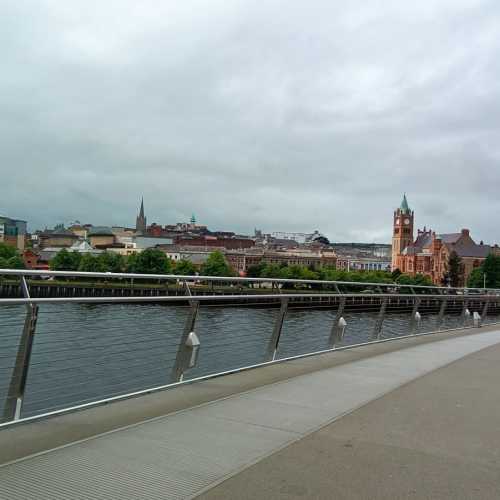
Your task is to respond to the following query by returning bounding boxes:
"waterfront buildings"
[0,215,27,251]
[24,240,102,270]
[391,195,492,285]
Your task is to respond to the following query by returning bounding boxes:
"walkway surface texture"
[1,327,500,499]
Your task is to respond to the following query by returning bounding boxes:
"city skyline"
[2,1,500,243]
[2,191,498,246]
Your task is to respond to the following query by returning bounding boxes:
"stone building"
[38,228,79,249]
[87,227,116,248]
[391,195,491,285]
[225,248,337,276]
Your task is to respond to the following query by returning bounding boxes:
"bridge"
[1,270,499,499]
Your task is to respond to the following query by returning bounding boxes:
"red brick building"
[391,195,491,285]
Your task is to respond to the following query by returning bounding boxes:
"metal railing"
[2,268,500,295]
[0,269,499,427]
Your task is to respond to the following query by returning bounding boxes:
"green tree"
[281,264,319,281]
[482,253,500,288]
[467,267,484,288]
[0,243,25,269]
[396,273,433,287]
[174,259,197,276]
[127,249,173,274]
[468,254,500,288]
[391,268,402,280]
[126,252,138,273]
[200,251,233,276]
[97,252,125,273]
[50,249,82,271]
[0,256,25,269]
[442,251,464,287]
[259,263,283,279]
[0,243,17,260]
[78,253,101,272]
[246,262,267,278]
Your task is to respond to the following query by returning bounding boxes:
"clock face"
[404,218,410,225]
[396,218,400,225]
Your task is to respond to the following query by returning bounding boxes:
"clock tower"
[391,194,414,271]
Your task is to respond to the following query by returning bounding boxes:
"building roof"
[437,233,462,244]
[42,240,103,255]
[413,231,433,251]
[445,242,491,258]
[40,228,77,237]
[88,226,114,236]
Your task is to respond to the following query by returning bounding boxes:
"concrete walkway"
[1,328,500,499]
[200,339,500,500]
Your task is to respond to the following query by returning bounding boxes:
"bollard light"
[414,311,421,328]
[185,331,201,368]
[464,308,471,322]
[473,311,482,328]
[338,317,347,342]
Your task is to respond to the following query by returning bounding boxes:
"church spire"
[139,197,145,218]
[136,197,147,234]
[400,193,410,214]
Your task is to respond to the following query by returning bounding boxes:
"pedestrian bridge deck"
[1,325,500,499]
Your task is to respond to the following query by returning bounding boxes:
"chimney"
[461,228,470,237]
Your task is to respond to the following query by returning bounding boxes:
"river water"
[0,302,496,421]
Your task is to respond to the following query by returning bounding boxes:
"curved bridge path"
[1,326,500,499]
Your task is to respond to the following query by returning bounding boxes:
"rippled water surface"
[0,302,497,420]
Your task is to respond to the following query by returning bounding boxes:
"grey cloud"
[1,0,500,243]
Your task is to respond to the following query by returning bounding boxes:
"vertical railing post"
[171,300,200,383]
[436,297,447,330]
[2,276,38,423]
[409,297,421,333]
[267,297,289,361]
[461,299,470,327]
[481,296,490,324]
[373,297,388,340]
[329,296,346,348]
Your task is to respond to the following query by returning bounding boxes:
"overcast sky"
[1,0,500,242]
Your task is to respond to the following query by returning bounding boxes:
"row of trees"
[50,248,234,277]
[246,262,433,286]
[0,243,25,269]
[10,242,500,288]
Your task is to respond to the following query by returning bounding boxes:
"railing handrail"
[0,268,498,293]
[0,292,495,306]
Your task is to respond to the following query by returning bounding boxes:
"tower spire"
[139,197,145,218]
[136,196,147,234]
[400,193,410,214]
